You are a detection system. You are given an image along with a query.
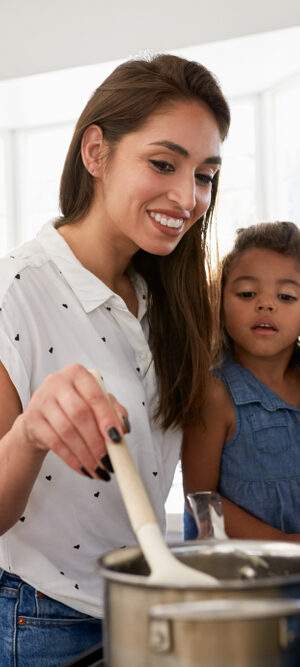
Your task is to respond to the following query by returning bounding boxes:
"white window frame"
[0,129,18,250]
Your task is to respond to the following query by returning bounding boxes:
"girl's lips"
[251,323,278,336]
[252,320,278,331]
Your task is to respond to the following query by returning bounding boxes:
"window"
[273,78,300,224]
[16,123,74,243]
[0,133,10,254]
[216,98,257,258]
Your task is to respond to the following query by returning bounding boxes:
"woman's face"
[95,100,222,256]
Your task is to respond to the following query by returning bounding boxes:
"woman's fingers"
[22,404,108,480]
[22,406,85,472]
[21,364,129,481]
[108,394,131,434]
[70,366,125,443]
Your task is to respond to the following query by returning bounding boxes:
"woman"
[0,53,230,664]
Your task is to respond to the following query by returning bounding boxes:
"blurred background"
[1,0,300,531]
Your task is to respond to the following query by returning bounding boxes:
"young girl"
[0,54,230,664]
[183,221,300,542]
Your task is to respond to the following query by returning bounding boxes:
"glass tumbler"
[187,491,228,540]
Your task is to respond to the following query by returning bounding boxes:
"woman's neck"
[58,211,132,280]
[57,217,139,315]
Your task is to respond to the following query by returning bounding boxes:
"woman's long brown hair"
[57,53,231,429]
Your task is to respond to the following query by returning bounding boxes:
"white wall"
[1,0,300,80]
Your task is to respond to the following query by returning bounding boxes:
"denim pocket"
[35,592,95,621]
[0,571,103,667]
[248,411,289,454]
[0,570,20,598]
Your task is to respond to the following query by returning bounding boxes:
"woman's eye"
[237,291,255,299]
[149,159,174,173]
[195,173,214,186]
[278,293,297,302]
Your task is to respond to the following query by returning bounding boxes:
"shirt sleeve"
[0,327,30,410]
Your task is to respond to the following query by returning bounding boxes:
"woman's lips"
[149,211,184,229]
[148,211,185,235]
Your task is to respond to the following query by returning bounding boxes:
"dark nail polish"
[95,466,111,482]
[101,453,114,473]
[80,466,92,479]
[122,416,131,433]
[107,426,122,443]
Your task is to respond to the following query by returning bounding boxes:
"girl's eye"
[149,159,174,173]
[237,291,255,299]
[278,293,297,302]
[195,173,214,186]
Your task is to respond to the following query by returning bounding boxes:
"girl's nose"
[256,298,275,312]
[257,304,274,311]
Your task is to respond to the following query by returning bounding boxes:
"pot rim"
[99,539,300,590]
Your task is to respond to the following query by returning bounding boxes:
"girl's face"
[95,100,222,256]
[223,248,300,364]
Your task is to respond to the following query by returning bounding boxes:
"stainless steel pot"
[100,540,300,666]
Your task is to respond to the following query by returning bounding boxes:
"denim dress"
[184,357,300,539]
[216,357,300,533]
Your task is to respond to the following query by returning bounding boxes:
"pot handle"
[148,598,300,654]
[149,598,300,622]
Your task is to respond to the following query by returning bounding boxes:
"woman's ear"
[81,124,105,178]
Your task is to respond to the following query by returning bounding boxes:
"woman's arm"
[0,362,47,534]
[182,376,300,543]
[0,362,128,535]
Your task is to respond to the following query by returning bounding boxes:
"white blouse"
[0,221,181,617]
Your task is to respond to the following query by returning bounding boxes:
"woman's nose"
[167,177,197,212]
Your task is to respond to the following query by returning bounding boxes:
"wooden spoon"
[90,369,218,586]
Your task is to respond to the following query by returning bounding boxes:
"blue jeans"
[183,505,198,540]
[0,569,102,666]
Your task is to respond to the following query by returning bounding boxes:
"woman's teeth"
[149,212,183,229]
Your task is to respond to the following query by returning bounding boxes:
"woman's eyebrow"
[149,140,221,164]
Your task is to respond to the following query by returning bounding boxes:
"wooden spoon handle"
[89,369,219,586]
[89,369,158,533]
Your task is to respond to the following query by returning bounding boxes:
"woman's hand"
[18,364,129,481]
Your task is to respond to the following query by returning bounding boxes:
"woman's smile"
[148,210,186,234]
